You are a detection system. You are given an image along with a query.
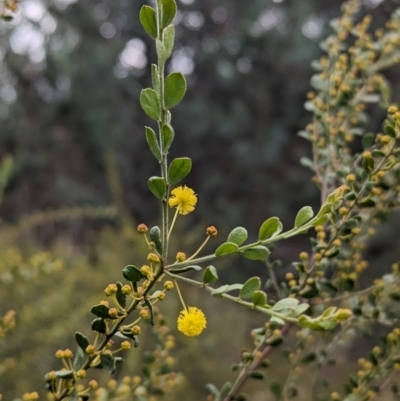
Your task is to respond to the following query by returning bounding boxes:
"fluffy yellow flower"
[177,307,207,337]
[168,186,197,215]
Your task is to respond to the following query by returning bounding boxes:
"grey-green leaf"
[156,40,170,63]
[211,283,243,297]
[259,217,282,240]
[151,64,160,93]
[140,88,161,121]
[272,298,299,312]
[72,347,85,371]
[139,6,157,39]
[227,227,248,246]
[215,242,239,257]
[165,72,186,109]
[203,265,218,284]
[56,370,74,379]
[145,127,161,160]
[162,124,175,152]
[168,157,192,184]
[148,176,166,199]
[240,277,261,299]
[294,206,314,228]
[163,25,175,57]
[240,246,270,261]
[100,353,117,374]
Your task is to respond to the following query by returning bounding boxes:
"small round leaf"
[164,72,186,109]
[259,217,282,240]
[148,176,166,199]
[139,6,157,39]
[215,242,239,257]
[227,227,248,246]
[240,277,261,299]
[168,157,192,184]
[140,88,161,121]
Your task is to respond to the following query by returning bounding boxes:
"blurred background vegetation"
[1,0,400,399]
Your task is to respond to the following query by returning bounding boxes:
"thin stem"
[266,259,281,297]
[313,277,400,305]
[186,236,211,262]
[166,219,318,270]
[223,324,292,401]
[54,261,166,401]
[165,272,298,323]
[168,207,179,240]
[174,280,187,310]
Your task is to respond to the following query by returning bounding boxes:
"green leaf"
[91,304,110,319]
[123,265,144,282]
[75,331,90,352]
[168,157,192,184]
[165,72,186,109]
[358,198,376,208]
[100,353,117,374]
[55,370,74,379]
[240,245,270,261]
[140,88,161,121]
[362,133,375,149]
[161,124,175,152]
[272,298,299,312]
[73,347,85,371]
[384,124,396,138]
[227,227,248,246]
[156,40,169,63]
[297,315,325,331]
[240,277,261,299]
[252,290,267,306]
[205,384,220,398]
[215,242,239,257]
[203,265,218,284]
[211,283,243,297]
[220,381,233,400]
[292,303,310,316]
[270,316,285,326]
[163,24,175,56]
[270,381,282,397]
[259,217,282,240]
[161,0,177,27]
[169,265,202,274]
[116,281,127,308]
[148,176,166,199]
[312,214,329,226]
[91,318,106,334]
[145,127,161,160]
[294,206,314,228]
[250,371,265,380]
[139,5,157,39]
[317,202,332,216]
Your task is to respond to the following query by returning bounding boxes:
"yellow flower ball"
[168,186,198,215]
[177,307,207,337]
